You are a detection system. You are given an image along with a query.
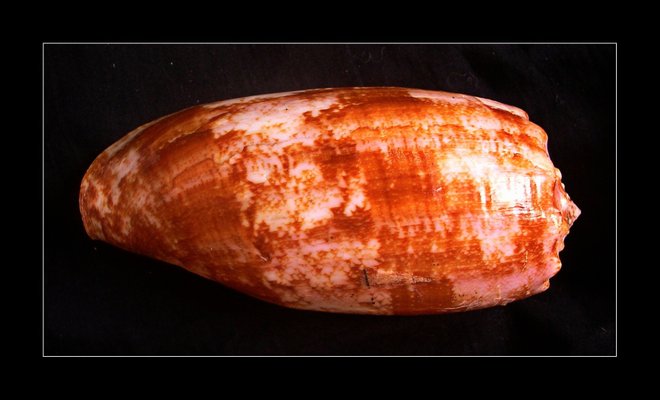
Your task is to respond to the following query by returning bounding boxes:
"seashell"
[80,87,580,314]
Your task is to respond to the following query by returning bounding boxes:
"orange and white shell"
[80,87,580,314]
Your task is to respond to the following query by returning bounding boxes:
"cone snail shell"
[80,87,580,315]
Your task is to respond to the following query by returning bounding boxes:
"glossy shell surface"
[80,87,580,314]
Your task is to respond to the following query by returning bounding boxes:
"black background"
[44,44,615,355]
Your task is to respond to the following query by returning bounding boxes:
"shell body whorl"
[80,87,580,314]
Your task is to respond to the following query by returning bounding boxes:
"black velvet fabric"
[44,44,615,355]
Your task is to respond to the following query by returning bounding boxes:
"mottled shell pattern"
[80,87,580,315]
